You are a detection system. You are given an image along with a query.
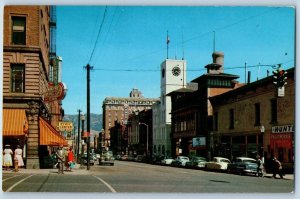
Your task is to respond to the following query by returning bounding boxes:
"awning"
[39,117,68,146]
[2,109,29,136]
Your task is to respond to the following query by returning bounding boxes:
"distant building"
[102,88,159,151]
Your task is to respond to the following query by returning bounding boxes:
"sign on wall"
[272,125,294,133]
[192,137,206,147]
[58,122,73,132]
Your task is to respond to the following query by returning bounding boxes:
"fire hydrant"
[14,158,18,172]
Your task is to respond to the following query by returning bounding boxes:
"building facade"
[102,88,159,151]
[210,67,295,172]
[3,6,67,169]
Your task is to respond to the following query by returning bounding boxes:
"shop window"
[11,64,25,93]
[12,16,26,45]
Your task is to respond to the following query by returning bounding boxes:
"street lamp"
[260,125,265,163]
[80,114,85,166]
[139,122,149,160]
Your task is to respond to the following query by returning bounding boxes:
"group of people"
[3,144,24,171]
[55,145,75,174]
[256,155,284,179]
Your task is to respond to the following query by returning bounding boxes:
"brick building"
[210,67,295,172]
[3,6,66,169]
[168,52,243,159]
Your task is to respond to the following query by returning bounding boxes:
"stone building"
[3,6,66,169]
[210,67,295,172]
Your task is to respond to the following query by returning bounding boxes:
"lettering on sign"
[58,122,73,132]
[270,133,291,140]
[272,125,294,133]
[44,82,66,102]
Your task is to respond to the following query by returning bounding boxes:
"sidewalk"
[2,163,90,175]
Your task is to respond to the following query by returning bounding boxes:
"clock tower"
[153,59,186,157]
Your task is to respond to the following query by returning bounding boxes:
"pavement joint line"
[93,175,117,193]
[6,174,36,192]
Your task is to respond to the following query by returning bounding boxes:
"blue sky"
[56,6,295,115]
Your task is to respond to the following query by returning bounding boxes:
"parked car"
[205,157,231,171]
[186,156,207,169]
[161,157,174,165]
[81,153,95,165]
[152,155,165,164]
[227,157,258,175]
[99,150,114,166]
[121,155,128,161]
[128,155,135,161]
[171,156,190,167]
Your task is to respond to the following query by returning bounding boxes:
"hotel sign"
[271,125,294,133]
[58,122,73,132]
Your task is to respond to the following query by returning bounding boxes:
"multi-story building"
[102,88,159,151]
[3,6,67,169]
[210,67,295,172]
[168,52,243,158]
[152,59,187,157]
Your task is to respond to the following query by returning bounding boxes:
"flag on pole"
[167,35,170,44]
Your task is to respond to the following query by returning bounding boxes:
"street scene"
[2,3,296,196]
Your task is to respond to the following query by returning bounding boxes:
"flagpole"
[167,30,169,59]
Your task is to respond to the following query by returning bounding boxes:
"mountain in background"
[63,113,102,137]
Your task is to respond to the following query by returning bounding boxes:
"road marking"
[93,175,117,193]
[2,174,23,182]
[6,174,35,192]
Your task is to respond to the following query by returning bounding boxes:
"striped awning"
[2,109,29,136]
[39,117,68,146]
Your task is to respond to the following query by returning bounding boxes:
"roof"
[192,73,239,83]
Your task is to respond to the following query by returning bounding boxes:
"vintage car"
[227,157,258,175]
[205,157,231,171]
[185,156,207,169]
[99,150,114,166]
[171,156,190,167]
[161,157,174,165]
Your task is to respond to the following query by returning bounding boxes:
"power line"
[88,6,108,64]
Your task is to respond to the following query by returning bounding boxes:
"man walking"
[56,145,65,174]
[272,157,283,179]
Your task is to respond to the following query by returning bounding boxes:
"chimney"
[212,51,224,72]
[206,51,224,74]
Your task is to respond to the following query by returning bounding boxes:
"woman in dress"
[3,144,13,170]
[14,145,24,168]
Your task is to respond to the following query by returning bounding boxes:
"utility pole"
[85,64,93,170]
[77,109,81,162]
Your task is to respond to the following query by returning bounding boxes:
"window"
[255,103,261,126]
[12,16,26,45]
[270,99,278,123]
[11,64,25,93]
[229,109,234,129]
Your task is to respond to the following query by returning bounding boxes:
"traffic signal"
[273,69,287,88]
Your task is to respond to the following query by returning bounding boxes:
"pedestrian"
[56,145,65,174]
[272,157,283,179]
[256,155,264,177]
[3,144,13,170]
[14,145,24,171]
[67,146,75,171]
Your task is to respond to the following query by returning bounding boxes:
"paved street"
[2,160,294,193]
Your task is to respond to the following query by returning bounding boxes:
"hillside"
[63,113,102,137]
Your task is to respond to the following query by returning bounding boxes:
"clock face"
[172,66,181,76]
